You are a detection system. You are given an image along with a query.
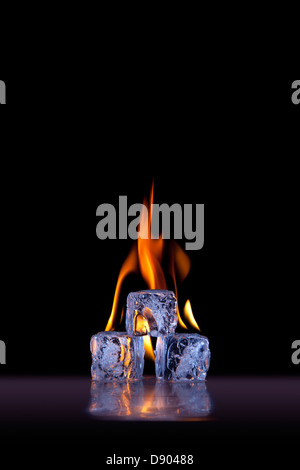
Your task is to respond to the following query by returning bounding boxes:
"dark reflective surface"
[0,376,300,438]
[88,376,212,420]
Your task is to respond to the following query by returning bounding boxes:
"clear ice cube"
[90,331,144,381]
[155,333,210,381]
[126,290,178,337]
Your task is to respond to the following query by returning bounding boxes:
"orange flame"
[169,241,191,329]
[105,181,195,362]
[143,336,156,362]
[183,299,201,331]
[105,244,138,331]
[137,184,166,290]
[137,182,166,360]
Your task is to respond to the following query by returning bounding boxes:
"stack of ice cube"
[90,289,210,381]
[127,290,210,381]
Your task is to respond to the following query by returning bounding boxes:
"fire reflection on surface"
[88,377,212,421]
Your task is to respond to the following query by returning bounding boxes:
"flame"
[105,181,195,363]
[119,305,125,325]
[183,299,201,331]
[105,244,138,331]
[169,241,191,329]
[137,182,166,361]
[137,184,166,290]
[135,309,151,335]
[143,335,156,362]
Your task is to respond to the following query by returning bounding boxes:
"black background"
[0,75,299,378]
[0,65,299,467]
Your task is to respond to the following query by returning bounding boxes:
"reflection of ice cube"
[126,290,177,337]
[154,381,212,417]
[90,332,144,381]
[155,333,210,381]
[89,381,145,417]
[88,377,212,420]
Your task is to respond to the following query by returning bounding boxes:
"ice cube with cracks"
[126,290,178,337]
[155,333,211,381]
[90,332,145,381]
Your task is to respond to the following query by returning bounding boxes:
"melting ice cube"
[90,331,144,381]
[126,290,178,337]
[155,333,210,381]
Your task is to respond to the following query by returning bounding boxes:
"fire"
[143,335,156,362]
[137,184,166,360]
[169,241,191,329]
[105,181,200,362]
[183,300,201,331]
[137,185,166,290]
[138,184,191,332]
[105,244,138,331]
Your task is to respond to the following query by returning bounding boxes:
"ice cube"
[126,290,178,337]
[155,333,210,381]
[90,331,144,381]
